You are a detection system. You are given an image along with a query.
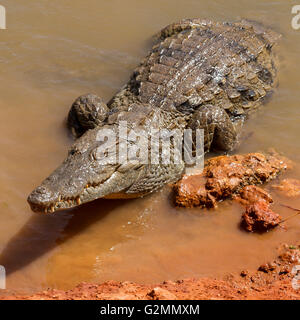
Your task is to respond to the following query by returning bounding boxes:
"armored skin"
[28,19,280,213]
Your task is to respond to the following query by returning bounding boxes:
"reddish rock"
[272,179,300,197]
[173,175,217,208]
[236,185,282,232]
[279,248,300,264]
[235,185,273,206]
[147,287,177,300]
[240,270,249,277]
[174,152,289,208]
[258,263,277,273]
[241,201,281,232]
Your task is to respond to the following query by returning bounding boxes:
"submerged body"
[28,19,280,213]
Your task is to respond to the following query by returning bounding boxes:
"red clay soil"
[1,244,299,300]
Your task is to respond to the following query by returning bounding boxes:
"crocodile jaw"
[27,163,117,213]
[28,179,112,213]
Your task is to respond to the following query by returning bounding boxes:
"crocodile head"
[27,125,145,213]
[27,105,189,213]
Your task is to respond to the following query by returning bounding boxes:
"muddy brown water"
[0,0,300,293]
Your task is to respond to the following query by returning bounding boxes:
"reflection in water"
[0,0,299,293]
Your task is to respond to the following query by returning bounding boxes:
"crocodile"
[27,19,281,213]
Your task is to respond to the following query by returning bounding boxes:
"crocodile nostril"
[27,185,59,206]
[34,186,48,195]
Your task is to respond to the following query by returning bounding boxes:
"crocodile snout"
[27,186,59,213]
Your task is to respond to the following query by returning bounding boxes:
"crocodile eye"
[90,149,98,161]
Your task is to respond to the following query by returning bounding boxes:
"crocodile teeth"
[76,197,81,205]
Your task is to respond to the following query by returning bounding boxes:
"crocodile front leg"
[187,105,241,152]
[67,93,110,137]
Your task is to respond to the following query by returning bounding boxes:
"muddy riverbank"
[1,242,299,300]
